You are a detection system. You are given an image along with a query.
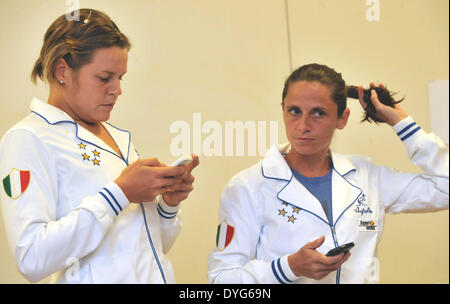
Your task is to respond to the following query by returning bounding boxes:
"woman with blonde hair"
[0,9,198,283]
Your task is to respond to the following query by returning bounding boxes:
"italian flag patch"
[3,169,30,199]
[216,221,235,251]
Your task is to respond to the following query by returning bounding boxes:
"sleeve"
[208,176,300,284]
[156,195,182,253]
[130,142,182,254]
[380,116,449,213]
[0,129,130,282]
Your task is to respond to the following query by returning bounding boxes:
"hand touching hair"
[347,85,405,123]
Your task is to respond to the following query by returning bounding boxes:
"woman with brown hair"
[208,63,448,284]
[0,9,198,283]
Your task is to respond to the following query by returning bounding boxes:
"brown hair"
[282,64,347,117]
[282,63,404,122]
[31,8,131,85]
[346,85,404,123]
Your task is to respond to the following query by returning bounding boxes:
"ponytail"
[31,57,44,84]
[346,85,404,123]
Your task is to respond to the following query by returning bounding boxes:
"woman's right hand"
[114,158,186,203]
[288,236,350,280]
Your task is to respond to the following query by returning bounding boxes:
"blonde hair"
[31,8,131,84]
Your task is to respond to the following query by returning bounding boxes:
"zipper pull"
[332,226,338,244]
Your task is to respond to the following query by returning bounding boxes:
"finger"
[138,158,161,167]
[324,251,352,268]
[165,185,193,194]
[370,89,383,109]
[322,252,345,264]
[155,176,180,189]
[358,86,367,109]
[186,154,200,174]
[185,175,195,184]
[178,173,195,185]
[306,235,325,250]
[156,165,186,178]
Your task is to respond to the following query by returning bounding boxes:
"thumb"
[358,86,367,109]
[306,235,325,250]
[138,158,161,167]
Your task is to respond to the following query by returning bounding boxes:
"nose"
[109,79,122,97]
[297,115,311,133]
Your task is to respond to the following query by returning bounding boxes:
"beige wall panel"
[0,0,289,284]
[0,0,447,284]
[287,0,448,283]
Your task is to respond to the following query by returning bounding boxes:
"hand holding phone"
[326,242,354,257]
[170,155,193,167]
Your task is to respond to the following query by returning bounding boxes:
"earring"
[58,80,64,84]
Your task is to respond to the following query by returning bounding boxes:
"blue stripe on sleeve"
[400,126,421,141]
[277,258,292,283]
[271,260,285,284]
[102,187,122,211]
[397,122,417,136]
[99,191,118,216]
[157,204,177,219]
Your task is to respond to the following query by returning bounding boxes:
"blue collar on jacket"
[30,97,131,162]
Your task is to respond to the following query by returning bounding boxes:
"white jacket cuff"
[98,182,130,216]
[157,195,180,219]
[271,255,301,284]
[393,116,423,142]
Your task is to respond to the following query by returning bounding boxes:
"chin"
[97,111,112,122]
[290,142,325,158]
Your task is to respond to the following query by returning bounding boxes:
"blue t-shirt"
[292,168,333,224]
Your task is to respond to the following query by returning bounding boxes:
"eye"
[313,109,326,118]
[98,76,111,83]
[288,107,300,115]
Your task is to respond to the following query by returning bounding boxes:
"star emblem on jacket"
[82,153,90,161]
[278,201,300,224]
[78,143,102,166]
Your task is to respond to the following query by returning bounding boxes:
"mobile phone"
[326,242,354,257]
[170,155,193,167]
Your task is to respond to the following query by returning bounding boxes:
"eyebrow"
[311,106,327,112]
[286,105,327,111]
[100,70,127,77]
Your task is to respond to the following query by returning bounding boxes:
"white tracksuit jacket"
[0,98,181,283]
[208,116,449,284]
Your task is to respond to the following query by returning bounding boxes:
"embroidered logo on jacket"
[216,221,235,251]
[78,142,101,166]
[355,193,379,232]
[359,220,377,231]
[2,169,30,199]
[353,193,373,215]
[278,201,300,224]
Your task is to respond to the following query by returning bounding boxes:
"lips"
[101,103,115,108]
[294,137,315,141]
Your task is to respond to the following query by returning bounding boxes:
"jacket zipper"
[330,224,341,284]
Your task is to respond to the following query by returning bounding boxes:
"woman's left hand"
[162,154,200,206]
[358,82,409,126]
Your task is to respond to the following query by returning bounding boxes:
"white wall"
[0,0,448,283]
